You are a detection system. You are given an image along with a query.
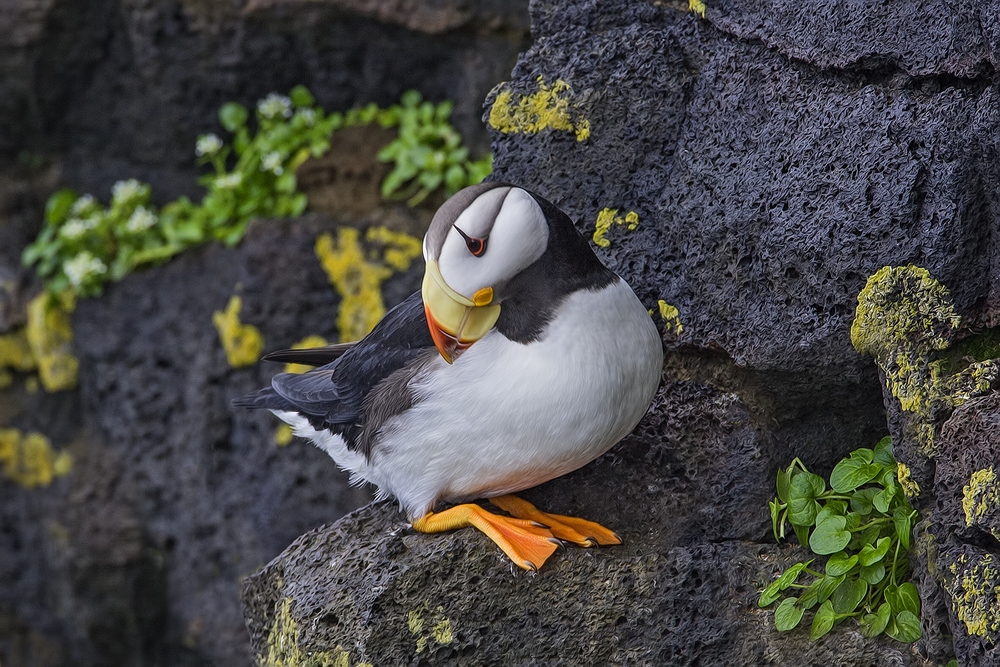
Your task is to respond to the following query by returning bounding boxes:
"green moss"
[947,553,1000,639]
[315,227,422,343]
[851,266,999,458]
[26,292,78,392]
[213,295,264,368]
[0,428,73,489]
[262,597,353,667]
[657,300,684,336]
[488,77,591,142]
[962,467,998,535]
[592,208,639,248]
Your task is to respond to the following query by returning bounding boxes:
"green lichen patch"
[213,295,265,368]
[962,467,998,535]
[262,597,357,667]
[0,428,73,489]
[688,0,707,18]
[25,291,78,392]
[850,266,999,458]
[488,77,591,142]
[897,462,921,499]
[592,208,639,248]
[944,552,1000,640]
[315,227,422,343]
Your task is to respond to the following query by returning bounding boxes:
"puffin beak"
[422,260,501,363]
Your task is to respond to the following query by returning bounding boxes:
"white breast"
[327,277,664,518]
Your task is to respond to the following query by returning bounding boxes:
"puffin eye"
[455,226,488,257]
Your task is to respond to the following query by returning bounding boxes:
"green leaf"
[893,508,913,550]
[777,467,792,503]
[775,561,811,590]
[45,189,79,225]
[887,610,921,643]
[831,577,867,614]
[810,600,836,641]
[825,552,859,577]
[873,436,894,467]
[220,102,248,132]
[792,522,811,547]
[858,537,892,566]
[859,561,886,585]
[895,582,920,616]
[289,85,314,107]
[774,598,804,631]
[830,457,880,493]
[860,602,891,637]
[850,487,879,515]
[809,515,851,555]
[770,499,783,542]
[814,574,844,604]
[850,447,875,464]
[873,484,896,513]
[759,580,782,607]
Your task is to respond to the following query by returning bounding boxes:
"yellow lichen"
[0,328,38,374]
[948,553,1000,639]
[592,208,639,248]
[262,597,351,667]
[365,227,423,273]
[284,335,329,375]
[851,266,999,458]
[213,295,264,368]
[962,467,998,528]
[275,424,294,447]
[897,462,921,498]
[407,604,453,654]
[688,0,707,18]
[26,291,79,392]
[315,227,422,343]
[0,428,72,489]
[488,77,591,142]
[432,618,453,645]
[658,300,684,336]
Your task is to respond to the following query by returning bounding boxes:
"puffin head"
[421,182,550,363]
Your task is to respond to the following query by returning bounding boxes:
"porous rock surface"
[243,0,1000,664]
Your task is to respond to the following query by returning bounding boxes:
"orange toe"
[489,495,623,547]
[412,503,560,571]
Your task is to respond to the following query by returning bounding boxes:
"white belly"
[276,279,663,519]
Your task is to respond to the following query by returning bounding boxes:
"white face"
[432,186,549,300]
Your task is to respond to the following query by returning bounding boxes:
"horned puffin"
[237,182,663,570]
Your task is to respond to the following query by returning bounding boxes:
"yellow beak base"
[422,261,500,363]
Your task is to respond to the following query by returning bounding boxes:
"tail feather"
[232,386,295,411]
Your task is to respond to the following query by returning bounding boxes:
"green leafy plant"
[376,91,493,206]
[23,87,491,297]
[760,437,922,643]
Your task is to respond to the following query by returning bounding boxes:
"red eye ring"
[455,226,488,257]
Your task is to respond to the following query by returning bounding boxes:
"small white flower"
[258,93,292,120]
[70,194,96,216]
[215,172,243,189]
[126,206,157,232]
[261,151,284,176]
[111,179,147,204]
[63,251,107,288]
[59,217,97,240]
[196,134,223,157]
[296,108,317,126]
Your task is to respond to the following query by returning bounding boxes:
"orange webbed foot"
[489,495,622,547]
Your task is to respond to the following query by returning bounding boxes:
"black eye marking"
[454,226,488,257]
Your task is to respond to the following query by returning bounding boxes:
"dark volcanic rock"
[1,0,529,201]
[241,0,1000,664]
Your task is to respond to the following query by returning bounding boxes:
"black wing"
[234,290,435,449]
[261,342,356,366]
